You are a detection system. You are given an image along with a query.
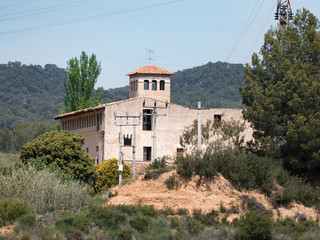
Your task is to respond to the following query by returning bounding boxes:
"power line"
[245,1,277,63]
[0,0,100,22]
[225,0,264,62]
[0,0,184,36]
[0,0,37,9]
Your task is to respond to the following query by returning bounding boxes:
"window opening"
[143,147,152,161]
[123,134,132,146]
[152,80,157,91]
[97,114,100,131]
[143,109,152,130]
[96,146,99,165]
[214,114,222,122]
[144,80,149,90]
[177,148,184,155]
[160,80,165,90]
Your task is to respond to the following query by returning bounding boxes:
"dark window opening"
[160,80,165,90]
[152,80,157,91]
[143,109,152,130]
[177,148,184,154]
[86,147,89,153]
[214,114,222,122]
[123,134,132,146]
[96,146,99,165]
[144,80,149,90]
[97,114,100,131]
[143,147,152,161]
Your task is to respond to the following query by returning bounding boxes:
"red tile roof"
[126,65,174,76]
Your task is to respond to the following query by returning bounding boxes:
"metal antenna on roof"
[146,49,155,64]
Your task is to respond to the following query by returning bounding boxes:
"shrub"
[0,199,34,227]
[0,166,89,213]
[148,156,168,169]
[165,173,178,190]
[175,153,195,178]
[194,151,217,180]
[275,171,318,207]
[20,131,95,183]
[237,209,273,240]
[185,218,204,235]
[139,205,157,217]
[177,208,189,216]
[91,158,132,193]
[130,214,150,232]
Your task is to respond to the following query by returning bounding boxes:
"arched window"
[144,80,149,90]
[152,80,157,91]
[160,80,165,90]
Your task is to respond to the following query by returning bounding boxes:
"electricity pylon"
[275,0,293,27]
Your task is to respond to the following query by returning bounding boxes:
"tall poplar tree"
[240,9,320,177]
[61,51,102,113]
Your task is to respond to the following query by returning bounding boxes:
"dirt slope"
[106,170,318,221]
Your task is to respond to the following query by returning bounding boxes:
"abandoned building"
[53,65,253,164]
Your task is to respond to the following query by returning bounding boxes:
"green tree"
[61,51,102,113]
[20,131,95,183]
[240,9,320,177]
[0,127,15,153]
[13,122,52,151]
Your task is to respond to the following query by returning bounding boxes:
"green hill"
[0,61,245,129]
[171,62,245,108]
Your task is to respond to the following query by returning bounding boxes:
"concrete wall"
[102,98,253,163]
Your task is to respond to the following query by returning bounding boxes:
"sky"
[0,0,319,89]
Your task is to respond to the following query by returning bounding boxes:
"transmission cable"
[225,0,264,62]
[0,0,100,21]
[0,0,184,36]
[244,1,277,63]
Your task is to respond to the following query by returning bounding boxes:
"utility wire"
[0,0,100,21]
[244,1,277,63]
[225,0,264,62]
[0,0,183,36]
[0,0,37,9]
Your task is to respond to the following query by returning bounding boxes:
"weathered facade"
[53,65,253,164]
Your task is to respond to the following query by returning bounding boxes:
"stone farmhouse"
[53,65,253,165]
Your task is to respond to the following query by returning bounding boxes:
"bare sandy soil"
[106,170,319,221]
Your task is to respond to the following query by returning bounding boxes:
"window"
[152,80,157,91]
[144,80,149,90]
[143,147,152,161]
[96,114,100,131]
[160,80,165,90]
[177,148,184,155]
[143,109,152,130]
[123,134,132,146]
[135,81,138,91]
[86,147,89,153]
[214,114,222,122]
[96,146,99,165]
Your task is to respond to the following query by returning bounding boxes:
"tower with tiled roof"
[126,64,174,102]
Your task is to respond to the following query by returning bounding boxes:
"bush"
[175,153,195,178]
[91,158,132,193]
[0,199,34,227]
[20,131,95,183]
[237,209,273,240]
[148,156,168,169]
[130,214,150,232]
[165,173,178,190]
[0,166,90,213]
[185,218,205,235]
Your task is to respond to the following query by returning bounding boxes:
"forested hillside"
[0,61,245,129]
[0,62,65,129]
[171,62,245,108]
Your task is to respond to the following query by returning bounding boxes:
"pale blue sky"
[0,0,319,89]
